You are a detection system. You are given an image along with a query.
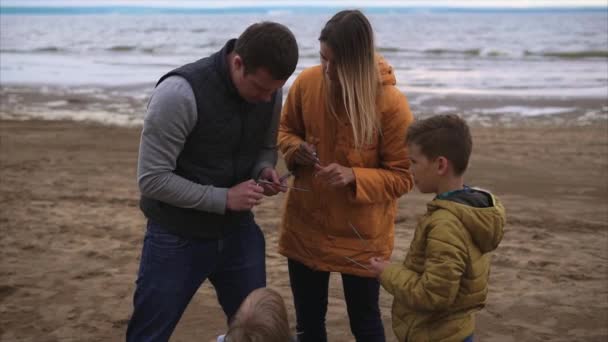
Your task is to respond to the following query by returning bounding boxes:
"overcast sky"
[2,0,607,7]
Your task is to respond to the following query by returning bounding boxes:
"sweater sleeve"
[350,89,414,203]
[137,76,228,215]
[380,219,468,312]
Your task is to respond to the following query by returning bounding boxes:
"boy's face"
[408,143,439,194]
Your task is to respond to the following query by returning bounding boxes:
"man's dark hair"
[234,22,299,80]
[406,114,473,176]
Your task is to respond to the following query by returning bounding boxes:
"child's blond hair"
[224,288,290,342]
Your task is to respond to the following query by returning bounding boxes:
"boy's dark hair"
[234,22,299,80]
[406,114,472,176]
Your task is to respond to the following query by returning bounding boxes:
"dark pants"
[126,219,266,342]
[288,259,385,342]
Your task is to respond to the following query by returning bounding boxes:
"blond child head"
[224,287,290,342]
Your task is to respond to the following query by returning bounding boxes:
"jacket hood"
[376,54,396,86]
[428,189,506,253]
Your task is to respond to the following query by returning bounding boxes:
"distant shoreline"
[1,83,606,128]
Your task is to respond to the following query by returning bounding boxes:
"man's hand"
[226,180,264,211]
[257,167,286,196]
[314,163,355,187]
[369,257,390,278]
[293,142,319,166]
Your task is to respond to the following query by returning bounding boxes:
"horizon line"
[1,5,606,10]
[1,0,608,9]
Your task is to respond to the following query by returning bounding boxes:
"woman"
[278,10,414,342]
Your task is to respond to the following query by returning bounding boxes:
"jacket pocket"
[146,223,190,250]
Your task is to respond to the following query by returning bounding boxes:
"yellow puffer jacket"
[278,56,414,277]
[380,189,506,341]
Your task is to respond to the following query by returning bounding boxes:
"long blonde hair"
[320,10,380,148]
[224,288,290,342]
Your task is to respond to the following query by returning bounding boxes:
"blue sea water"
[0,6,607,122]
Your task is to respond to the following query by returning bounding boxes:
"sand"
[1,116,607,341]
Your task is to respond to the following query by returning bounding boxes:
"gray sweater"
[137,75,280,216]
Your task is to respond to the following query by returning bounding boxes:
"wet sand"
[0,113,607,341]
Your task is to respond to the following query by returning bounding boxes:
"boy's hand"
[369,257,390,278]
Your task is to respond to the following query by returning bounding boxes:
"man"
[126,22,299,341]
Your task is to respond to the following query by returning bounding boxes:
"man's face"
[408,143,439,194]
[232,56,286,103]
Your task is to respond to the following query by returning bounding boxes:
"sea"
[1,6,607,125]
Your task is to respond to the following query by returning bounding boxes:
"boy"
[369,114,506,341]
[218,287,292,342]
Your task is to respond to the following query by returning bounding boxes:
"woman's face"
[320,42,338,83]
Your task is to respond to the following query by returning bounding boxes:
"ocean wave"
[138,45,178,54]
[1,45,187,56]
[525,50,608,59]
[426,67,473,71]
[144,27,172,34]
[476,106,576,116]
[34,46,65,53]
[107,45,138,52]
[93,60,177,68]
[407,48,608,60]
[1,46,67,53]
[425,48,481,56]
[487,50,509,57]
[377,46,404,53]
[377,47,514,59]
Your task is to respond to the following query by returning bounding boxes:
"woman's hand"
[293,142,320,166]
[257,167,287,196]
[314,163,355,187]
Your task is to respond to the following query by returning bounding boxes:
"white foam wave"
[0,108,142,127]
[477,106,575,116]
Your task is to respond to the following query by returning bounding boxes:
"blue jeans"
[463,335,474,342]
[126,219,266,342]
[288,259,385,342]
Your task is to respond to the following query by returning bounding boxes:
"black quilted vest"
[140,39,276,239]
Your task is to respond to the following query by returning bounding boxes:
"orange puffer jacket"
[278,57,414,277]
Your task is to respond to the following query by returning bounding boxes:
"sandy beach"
[1,101,607,341]
[1,4,607,341]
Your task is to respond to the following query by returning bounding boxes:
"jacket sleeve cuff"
[349,167,373,203]
[380,263,407,295]
[282,143,301,171]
